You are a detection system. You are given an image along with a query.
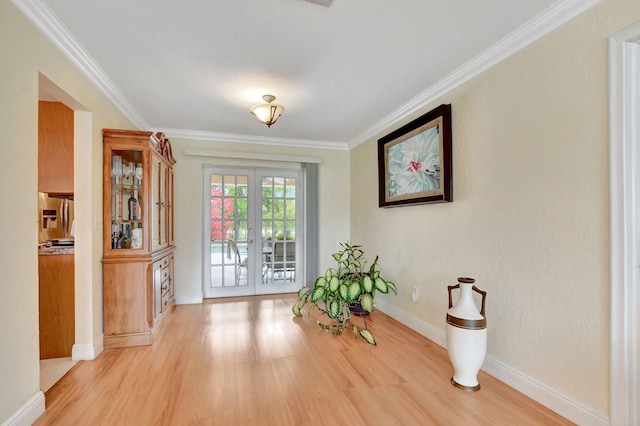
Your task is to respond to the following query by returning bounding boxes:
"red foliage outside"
[211,187,234,240]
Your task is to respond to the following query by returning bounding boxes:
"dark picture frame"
[378,104,452,207]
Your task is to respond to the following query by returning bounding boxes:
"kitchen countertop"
[38,247,75,255]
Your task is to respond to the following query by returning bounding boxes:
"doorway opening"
[37,75,88,391]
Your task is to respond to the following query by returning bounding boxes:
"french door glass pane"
[210,174,249,289]
[261,175,297,284]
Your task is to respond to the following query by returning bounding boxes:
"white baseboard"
[1,391,45,426]
[375,299,609,426]
[72,335,104,361]
[482,358,609,426]
[375,299,447,347]
[175,292,203,305]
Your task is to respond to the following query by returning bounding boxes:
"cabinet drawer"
[162,266,169,282]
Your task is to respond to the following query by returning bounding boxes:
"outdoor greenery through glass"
[209,174,297,288]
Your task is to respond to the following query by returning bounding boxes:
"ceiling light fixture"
[251,94,285,128]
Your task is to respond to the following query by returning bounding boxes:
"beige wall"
[0,2,133,422]
[171,138,349,302]
[350,0,640,416]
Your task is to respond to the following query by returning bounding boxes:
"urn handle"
[447,284,459,309]
[472,285,487,317]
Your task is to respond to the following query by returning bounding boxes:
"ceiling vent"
[302,0,333,7]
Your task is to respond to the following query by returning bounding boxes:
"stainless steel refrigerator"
[38,192,74,245]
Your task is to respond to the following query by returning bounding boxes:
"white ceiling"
[18,0,597,149]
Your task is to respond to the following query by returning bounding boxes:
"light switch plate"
[411,287,418,302]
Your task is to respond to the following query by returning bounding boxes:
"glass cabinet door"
[151,153,170,252]
[159,160,167,247]
[109,148,145,251]
[151,155,159,251]
[168,168,174,246]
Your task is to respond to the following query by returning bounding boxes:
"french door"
[203,166,303,298]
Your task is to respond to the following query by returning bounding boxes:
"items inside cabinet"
[110,150,144,249]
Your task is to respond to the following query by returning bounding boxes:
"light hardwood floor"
[35,294,573,425]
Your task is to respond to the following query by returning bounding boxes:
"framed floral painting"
[378,104,452,207]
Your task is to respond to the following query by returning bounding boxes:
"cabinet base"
[103,308,171,349]
[104,332,152,349]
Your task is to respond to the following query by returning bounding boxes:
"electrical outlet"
[411,287,418,302]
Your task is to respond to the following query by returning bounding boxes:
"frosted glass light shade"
[251,95,284,127]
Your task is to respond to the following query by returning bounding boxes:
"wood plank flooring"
[35,294,573,425]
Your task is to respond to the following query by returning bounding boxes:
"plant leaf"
[328,299,340,318]
[332,252,342,261]
[292,302,302,316]
[374,277,388,293]
[353,324,358,339]
[338,284,348,300]
[310,286,325,303]
[325,268,337,280]
[360,293,374,313]
[298,287,311,299]
[359,329,377,345]
[315,276,327,288]
[346,280,361,302]
[386,281,398,294]
[362,275,373,293]
[328,276,340,292]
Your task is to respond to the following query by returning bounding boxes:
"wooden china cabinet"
[102,129,176,349]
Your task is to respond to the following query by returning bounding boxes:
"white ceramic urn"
[446,277,487,391]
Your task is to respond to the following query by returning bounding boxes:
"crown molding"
[13,0,601,151]
[347,0,603,149]
[162,128,348,151]
[184,148,323,164]
[12,0,150,130]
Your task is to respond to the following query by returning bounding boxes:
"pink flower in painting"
[387,126,441,196]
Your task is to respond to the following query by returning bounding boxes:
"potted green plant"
[292,242,397,345]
